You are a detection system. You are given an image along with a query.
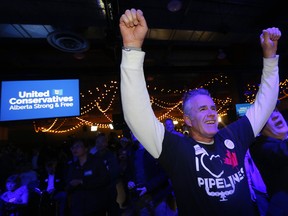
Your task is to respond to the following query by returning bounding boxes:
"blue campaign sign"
[0,79,80,121]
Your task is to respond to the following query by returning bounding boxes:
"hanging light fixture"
[167,0,182,12]
[47,30,90,53]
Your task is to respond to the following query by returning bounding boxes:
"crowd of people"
[0,127,180,216]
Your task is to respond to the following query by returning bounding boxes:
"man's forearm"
[246,56,279,136]
[120,50,164,158]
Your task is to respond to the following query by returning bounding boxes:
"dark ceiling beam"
[0,0,106,27]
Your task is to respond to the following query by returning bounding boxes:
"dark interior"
[0,0,287,144]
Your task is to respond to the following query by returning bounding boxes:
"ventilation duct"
[47,31,89,53]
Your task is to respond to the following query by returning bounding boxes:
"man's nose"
[207,109,216,116]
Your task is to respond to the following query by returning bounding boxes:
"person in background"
[0,144,19,193]
[123,131,176,216]
[107,132,122,153]
[0,174,29,216]
[164,118,185,137]
[119,8,280,215]
[37,157,68,216]
[249,107,288,216]
[117,135,134,210]
[91,133,122,216]
[30,146,41,173]
[65,138,110,216]
[244,149,269,216]
[18,161,39,188]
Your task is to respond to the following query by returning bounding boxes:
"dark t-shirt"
[65,154,110,215]
[159,116,255,216]
[250,136,288,196]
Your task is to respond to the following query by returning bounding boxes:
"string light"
[32,75,238,134]
[245,79,288,103]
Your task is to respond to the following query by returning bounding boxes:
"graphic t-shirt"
[159,116,255,216]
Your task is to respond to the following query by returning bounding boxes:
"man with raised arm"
[119,8,280,216]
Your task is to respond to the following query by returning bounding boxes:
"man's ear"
[184,115,192,127]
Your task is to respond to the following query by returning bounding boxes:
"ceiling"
[1,0,287,75]
[0,0,288,136]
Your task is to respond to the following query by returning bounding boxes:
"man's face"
[262,109,288,139]
[95,136,108,150]
[165,120,174,132]
[6,182,17,192]
[70,141,87,157]
[185,94,219,141]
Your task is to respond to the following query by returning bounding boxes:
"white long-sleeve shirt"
[120,50,279,159]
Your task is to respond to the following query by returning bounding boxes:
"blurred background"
[0,0,287,147]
